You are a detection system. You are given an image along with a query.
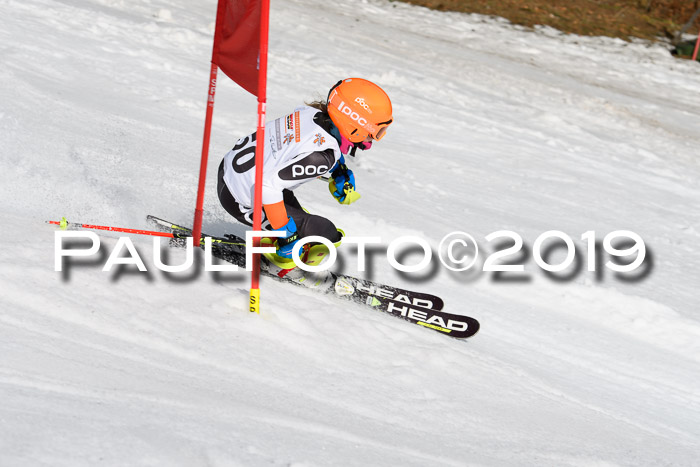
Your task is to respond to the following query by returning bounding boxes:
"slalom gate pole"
[249,0,271,315]
[192,62,220,248]
[47,218,174,238]
[693,30,700,62]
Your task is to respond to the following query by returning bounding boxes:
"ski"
[147,215,479,339]
[147,215,444,308]
[356,295,479,339]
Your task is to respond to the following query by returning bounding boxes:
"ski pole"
[47,217,175,238]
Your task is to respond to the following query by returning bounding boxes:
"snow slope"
[2,0,700,465]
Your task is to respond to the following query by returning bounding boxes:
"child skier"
[217,78,393,287]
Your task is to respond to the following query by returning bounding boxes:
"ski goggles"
[372,121,391,141]
[353,117,392,141]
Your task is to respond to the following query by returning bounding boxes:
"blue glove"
[274,217,300,258]
[329,163,361,205]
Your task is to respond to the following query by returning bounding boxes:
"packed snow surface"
[1,0,700,465]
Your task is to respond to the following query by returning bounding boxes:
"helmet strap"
[349,140,372,158]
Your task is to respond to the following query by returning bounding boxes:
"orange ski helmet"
[327,78,393,143]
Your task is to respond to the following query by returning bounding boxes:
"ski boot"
[260,231,343,290]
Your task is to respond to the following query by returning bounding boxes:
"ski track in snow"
[2,0,700,465]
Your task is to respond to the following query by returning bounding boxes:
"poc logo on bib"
[337,101,368,127]
[292,164,328,178]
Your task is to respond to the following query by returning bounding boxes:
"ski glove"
[329,163,361,205]
[274,217,300,259]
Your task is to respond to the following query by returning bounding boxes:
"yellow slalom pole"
[249,288,261,314]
